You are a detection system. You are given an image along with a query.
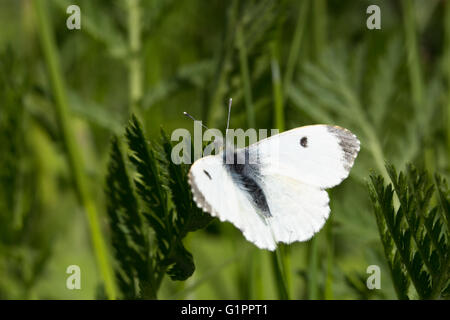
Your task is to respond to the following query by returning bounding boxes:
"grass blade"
[34,0,117,299]
[236,22,255,128]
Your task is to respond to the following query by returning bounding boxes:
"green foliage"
[287,34,446,181]
[368,163,449,299]
[0,48,25,234]
[0,48,52,298]
[105,115,212,299]
[0,0,449,299]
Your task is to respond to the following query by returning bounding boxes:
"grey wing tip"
[326,125,360,170]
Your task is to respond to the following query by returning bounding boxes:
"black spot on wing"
[326,126,360,170]
[300,136,308,147]
[223,149,271,217]
[203,170,212,180]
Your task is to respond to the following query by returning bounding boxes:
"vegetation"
[0,0,448,299]
[368,163,449,299]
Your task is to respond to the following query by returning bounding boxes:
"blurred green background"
[0,0,448,299]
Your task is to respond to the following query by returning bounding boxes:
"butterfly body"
[224,149,271,218]
[188,125,360,250]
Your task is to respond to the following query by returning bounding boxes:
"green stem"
[445,0,450,159]
[283,0,309,94]
[281,244,292,296]
[34,0,116,299]
[338,83,390,181]
[307,237,319,299]
[251,249,263,299]
[307,2,327,299]
[324,216,334,299]
[269,34,290,296]
[271,43,285,131]
[270,248,290,299]
[236,22,255,128]
[127,0,142,116]
[401,0,433,173]
[312,0,327,58]
[206,0,239,127]
[401,0,424,114]
[306,1,327,300]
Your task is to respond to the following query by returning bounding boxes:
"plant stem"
[270,248,290,299]
[401,0,424,114]
[307,237,319,299]
[283,0,309,94]
[34,0,116,299]
[445,0,450,159]
[271,43,285,131]
[337,82,390,181]
[206,0,238,127]
[324,216,334,299]
[401,0,436,175]
[127,0,142,116]
[269,30,290,297]
[251,249,264,299]
[306,0,328,300]
[281,244,292,296]
[236,22,255,128]
[312,0,327,58]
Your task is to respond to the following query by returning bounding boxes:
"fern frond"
[105,136,153,299]
[125,115,171,253]
[105,115,213,298]
[368,163,449,299]
[160,129,213,236]
[125,116,192,283]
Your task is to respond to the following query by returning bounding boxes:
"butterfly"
[186,99,360,251]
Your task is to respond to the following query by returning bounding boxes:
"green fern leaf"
[159,129,213,236]
[105,114,213,297]
[105,136,152,299]
[368,163,450,299]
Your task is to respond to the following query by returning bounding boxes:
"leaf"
[0,47,52,298]
[105,136,150,299]
[159,129,213,236]
[368,163,450,299]
[104,114,212,298]
[166,240,195,281]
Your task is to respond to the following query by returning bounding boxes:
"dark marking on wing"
[223,149,271,217]
[326,126,360,170]
[203,170,212,180]
[300,136,308,147]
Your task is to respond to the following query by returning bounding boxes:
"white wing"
[258,175,330,245]
[188,125,360,250]
[247,125,360,189]
[188,155,278,250]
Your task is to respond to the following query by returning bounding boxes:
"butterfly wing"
[257,175,330,245]
[246,125,359,246]
[188,125,360,250]
[188,155,278,250]
[247,125,360,189]
[189,156,329,249]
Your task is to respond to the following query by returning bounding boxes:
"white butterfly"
[186,102,360,251]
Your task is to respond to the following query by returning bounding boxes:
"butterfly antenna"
[226,98,232,133]
[183,111,209,129]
